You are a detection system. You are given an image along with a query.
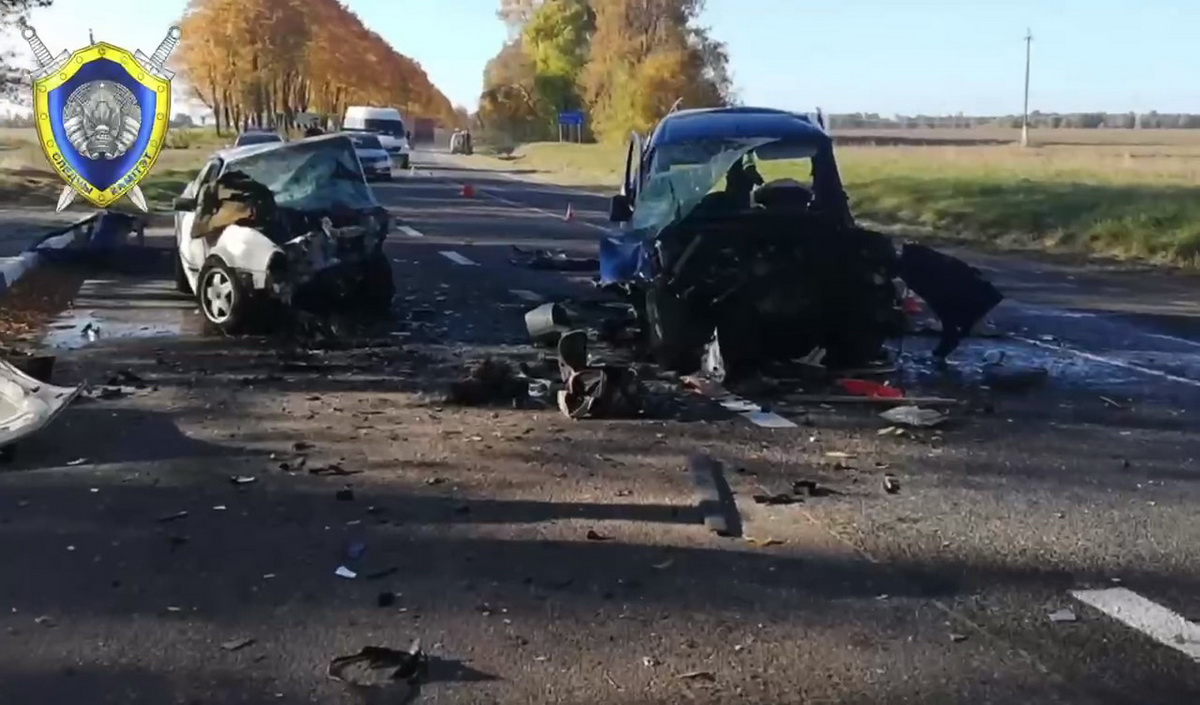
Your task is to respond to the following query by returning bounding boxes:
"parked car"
[343,131,393,180]
[171,134,394,333]
[342,106,411,169]
[232,131,284,147]
[600,106,1002,379]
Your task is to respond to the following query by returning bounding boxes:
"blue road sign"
[558,111,584,126]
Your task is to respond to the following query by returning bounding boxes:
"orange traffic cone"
[564,202,575,221]
[461,183,475,198]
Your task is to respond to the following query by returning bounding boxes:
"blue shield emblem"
[32,42,170,209]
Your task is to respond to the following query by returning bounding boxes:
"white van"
[342,106,411,169]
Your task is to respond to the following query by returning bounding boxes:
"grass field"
[467,127,1200,266]
[0,126,224,213]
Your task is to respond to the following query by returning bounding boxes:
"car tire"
[197,258,249,333]
[358,253,395,314]
[644,281,710,374]
[173,248,192,295]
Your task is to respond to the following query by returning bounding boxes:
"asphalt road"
[0,148,1198,704]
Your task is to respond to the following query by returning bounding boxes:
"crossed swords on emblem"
[19,21,182,213]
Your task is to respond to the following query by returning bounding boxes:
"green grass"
[459,138,1200,267]
[0,127,212,214]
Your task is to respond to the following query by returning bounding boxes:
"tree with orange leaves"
[174,0,455,134]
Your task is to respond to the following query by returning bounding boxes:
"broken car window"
[631,137,775,236]
[225,138,377,212]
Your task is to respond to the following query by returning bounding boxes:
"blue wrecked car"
[597,106,1002,380]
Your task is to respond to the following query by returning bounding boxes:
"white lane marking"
[1014,335,1200,389]
[1071,588,1200,662]
[509,289,544,303]
[398,225,424,238]
[1147,332,1200,350]
[708,390,797,428]
[476,187,613,234]
[439,250,478,266]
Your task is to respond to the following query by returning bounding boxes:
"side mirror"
[172,196,197,212]
[609,193,633,223]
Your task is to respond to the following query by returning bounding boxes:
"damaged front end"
[190,135,395,332]
[601,116,1003,381]
[0,357,82,457]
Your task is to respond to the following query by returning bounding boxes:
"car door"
[176,158,221,275]
[621,131,643,204]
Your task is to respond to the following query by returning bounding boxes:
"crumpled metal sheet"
[0,358,82,448]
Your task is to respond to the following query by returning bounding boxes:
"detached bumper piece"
[554,330,643,419]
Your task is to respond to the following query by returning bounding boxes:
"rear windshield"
[347,133,383,149]
[234,132,282,146]
[362,118,405,136]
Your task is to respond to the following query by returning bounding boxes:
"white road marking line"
[1014,335,1200,389]
[398,225,424,238]
[1147,332,1200,350]
[706,390,797,428]
[509,289,544,303]
[1071,588,1200,662]
[439,251,478,266]
[476,187,613,234]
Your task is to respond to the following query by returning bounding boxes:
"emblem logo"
[20,22,181,212]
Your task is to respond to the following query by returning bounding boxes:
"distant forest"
[829,111,1200,130]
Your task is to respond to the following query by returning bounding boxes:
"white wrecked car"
[172,134,395,332]
[0,357,82,460]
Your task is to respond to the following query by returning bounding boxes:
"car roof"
[649,107,829,147]
[216,133,351,164]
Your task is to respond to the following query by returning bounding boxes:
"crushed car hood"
[0,358,82,447]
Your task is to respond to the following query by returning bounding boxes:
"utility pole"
[1021,28,1032,147]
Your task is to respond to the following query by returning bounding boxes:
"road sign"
[558,111,584,126]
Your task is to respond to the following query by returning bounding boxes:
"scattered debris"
[824,451,855,460]
[229,475,257,485]
[555,330,644,420]
[335,566,358,579]
[879,405,947,428]
[883,474,900,494]
[642,656,660,668]
[66,458,88,466]
[677,670,716,681]
[524,302,573,346]
[310,463,361,476]
[1049,608,1078,623]
[689,454,742,538]
[745,537,784,547]
[336,488,355,502]
[652,558,674,570]
[752,492,800,506]
[157,511,189,523]
[34,615,54,626]
[837,378,904,399]
[511,246,599,272]
[949,633,968,643]
[792,479,837,497]
[221,637,256,652]
[327,641,428,690]
[445,358,529,406]
[1100,396,1126,409]
[585,529,613,541]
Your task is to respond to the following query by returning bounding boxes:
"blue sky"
[5,0,1197,116]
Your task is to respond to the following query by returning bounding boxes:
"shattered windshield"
[227,137,377,211]
[630,137,774,235]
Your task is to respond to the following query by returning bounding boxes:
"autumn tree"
[175,0,455,135]
[522,0,593,118]
[1,0,54,103]
[581,0,730,142]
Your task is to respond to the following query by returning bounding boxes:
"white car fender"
[209,225,283,289]
[0,358,83,448]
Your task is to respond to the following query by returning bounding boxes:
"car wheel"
[358,254,395,314]
[644,282,710,374]
[197,259,248,333]
[173,249,192,295]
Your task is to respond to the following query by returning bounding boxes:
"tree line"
[831,112,1200,131]
[174,0,457,135]
[477,0,732,144]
